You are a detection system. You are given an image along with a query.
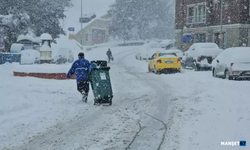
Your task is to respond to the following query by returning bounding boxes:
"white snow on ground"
[1,0,250,149]
[1,44,250,150]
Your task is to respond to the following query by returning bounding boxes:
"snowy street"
[1,0,250,149]
[1,45,250,150]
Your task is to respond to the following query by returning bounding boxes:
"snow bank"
[20,49,40,65]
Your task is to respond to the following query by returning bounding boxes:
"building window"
[187,3,206,24]
[187,6,196,24]
[195,33,206,43]
[197,5,206,23]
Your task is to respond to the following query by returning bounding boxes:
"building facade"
[175,0,250,50]
[74,13,111,46]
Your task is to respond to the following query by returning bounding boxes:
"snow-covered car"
[20,49,40,65]
[144,40,173,49]
[141,48,163,60]
[183,43,223,71]
[52,48,74,64]
[165,48,184,60]
[135,47,157,61]
[10,43,25,53]
[212,47,250,80]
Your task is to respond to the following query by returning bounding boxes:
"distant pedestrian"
[106,48,113,63]
[67,52,90,102]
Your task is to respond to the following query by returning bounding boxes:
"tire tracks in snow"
[5,47,175,150]
[6,63,149,150]
[113,49,175,150]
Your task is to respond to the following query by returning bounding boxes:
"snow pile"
[1,43,250,149]
[40,33,52,40]
[0,14,14,25]
[20,50,40,65]
[0,13,29,26]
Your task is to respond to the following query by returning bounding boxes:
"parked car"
[10,43,25,53]
[183,43,223,71]
[148,51,181,74]
[20,49,40,65]
[212,47,250,80]
[52,48,74,64]
[165,48,184,60]
[135,47,158,61]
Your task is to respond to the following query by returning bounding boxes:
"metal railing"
[187,15,206,24]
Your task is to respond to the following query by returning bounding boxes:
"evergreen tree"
[110,0,174,41]
[0,0,72,51]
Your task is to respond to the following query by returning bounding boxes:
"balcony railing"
[187,15,206,24]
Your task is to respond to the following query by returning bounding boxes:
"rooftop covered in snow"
[40,33,53,41]
[17,34,42,43]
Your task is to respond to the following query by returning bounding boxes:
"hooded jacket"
[67,58,90,82]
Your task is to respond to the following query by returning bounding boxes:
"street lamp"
[219,0,224,49]
[81,0,83,47]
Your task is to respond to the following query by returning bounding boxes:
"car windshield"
[159,53,177,57]
[1,0,249,149]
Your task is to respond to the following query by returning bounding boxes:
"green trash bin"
[89,62,113,105]
[90,60,107,67]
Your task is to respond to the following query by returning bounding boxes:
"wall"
[175,0,248,30]
[13,72,76,80]
[74,19,110,46]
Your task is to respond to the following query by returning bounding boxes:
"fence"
[0,53,21,65]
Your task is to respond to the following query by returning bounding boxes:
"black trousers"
[108,56,111,62]
[77,80,89,95]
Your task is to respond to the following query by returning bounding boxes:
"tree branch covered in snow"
[110,0,174,41]
[0,0,72,51]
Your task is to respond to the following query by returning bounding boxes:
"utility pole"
[180,0,184,51]
[81,0,83,47]
[219,0,224,49]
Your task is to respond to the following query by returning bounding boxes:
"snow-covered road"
[1,45,250,150]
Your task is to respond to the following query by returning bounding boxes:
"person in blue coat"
[67,52,90,102]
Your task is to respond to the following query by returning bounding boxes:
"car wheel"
[154,66,158,74]
[224,70,232,80]
[192,61,196,70]
[195,63,200,71]
[213,68,217,77]
[182,63,186,69]
[148,66,151,72]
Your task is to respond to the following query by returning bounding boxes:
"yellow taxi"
[148,51,181,73]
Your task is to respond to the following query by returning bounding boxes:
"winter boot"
[82,92,88,103]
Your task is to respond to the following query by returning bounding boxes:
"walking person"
[67,52,90,102]
[106,48,113,63]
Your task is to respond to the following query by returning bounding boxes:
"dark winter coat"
[67,58,90,82]
[106,50,112,57]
